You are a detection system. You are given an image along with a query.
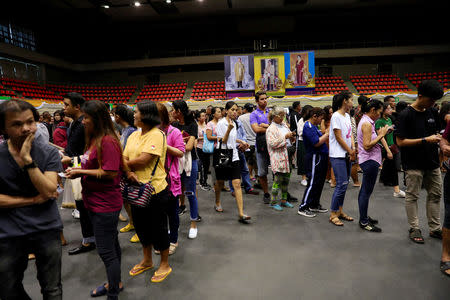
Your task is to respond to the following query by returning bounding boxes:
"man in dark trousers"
[61,92,96,255]
[0,100,63,300]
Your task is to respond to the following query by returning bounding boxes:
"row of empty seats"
[314,76,349,95]
[46,84,137,103]
[1,78,62,101]
[136,83,187,102]
[406,71,450,89]
[0,85,15,97]
[350,75,411,95]
[191,81,226,100]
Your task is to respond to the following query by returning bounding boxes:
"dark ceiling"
[1,0,447,64]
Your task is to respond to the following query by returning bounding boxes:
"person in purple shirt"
[356,98,391,232]
[250,91,272,204]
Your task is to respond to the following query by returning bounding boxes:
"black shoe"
[359,222,382,232]
[263,193,271,204]
[179,205,187,216]
[368,216,378,224]
[287,193,298,202]
[253,183,262,190]
[68,243,96,255]
[194,215,202,222]
[309,205,328,213]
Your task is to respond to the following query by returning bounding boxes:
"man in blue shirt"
[298,107,330,218]
[0,100,63,300]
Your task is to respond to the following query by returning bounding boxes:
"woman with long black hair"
[297,105,312,186]
[214,101,251,223]
[172,100,201,239]
[65,100,124,298]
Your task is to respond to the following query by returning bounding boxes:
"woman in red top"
[52,111,71,148]
[66,100,124,299]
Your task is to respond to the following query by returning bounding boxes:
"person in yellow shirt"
[123,101,172,283]
[234,57,245,88]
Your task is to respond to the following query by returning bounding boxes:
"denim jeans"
[181,159,199,221]
[75,199,95,244]
[357,160,380,224]
[0,229,62,300]
[330,157,351,212]
[167,192,180,244]
[229,151,253,193]
[89,210,121,300]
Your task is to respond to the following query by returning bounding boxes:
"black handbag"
[256,132,269,154]
[213,140,233,169]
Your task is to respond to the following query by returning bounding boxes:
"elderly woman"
[266,106,295,211]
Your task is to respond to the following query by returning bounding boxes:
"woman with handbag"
[376,102,405,198]
[266,106,295,211]
[156,103,185,255]
[196,110,212,191]
[357,98,392,232]
[172,100,201,239]
[214,101,251,224]
[65,100,124,299]
[122,101,172,283]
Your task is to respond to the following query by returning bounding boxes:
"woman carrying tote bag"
[213,101,251,224]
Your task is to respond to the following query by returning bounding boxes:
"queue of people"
[0,79,449,300]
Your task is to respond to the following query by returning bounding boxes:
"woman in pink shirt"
[356,98,392,233]
[66,100,124,298]
[157,103,185,255]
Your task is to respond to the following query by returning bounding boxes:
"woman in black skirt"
[213,101,251,224]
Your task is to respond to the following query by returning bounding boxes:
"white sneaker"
[188,227,198,239]
[71,209,80,219]
[301,179,307,186]
[393,190,406,198]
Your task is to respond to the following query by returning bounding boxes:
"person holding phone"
[376,103,405,198]
[356,98,392,232]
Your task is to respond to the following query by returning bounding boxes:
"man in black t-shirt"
[396,80,444,244]
[0,100,63,300]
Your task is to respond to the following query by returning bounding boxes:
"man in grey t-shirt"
[0,100,63,300]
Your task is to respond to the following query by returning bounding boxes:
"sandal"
[214,205,223,212]
[238,215,251,224]
[339,212,354,222]
[409,228,425,244]
[151,267,172,283]
[129,264,154,276]
[440,261,450,277]
[430,229,443,240]
[90,283,124,297]
[329,217,344,226]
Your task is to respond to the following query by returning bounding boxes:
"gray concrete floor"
[23,171,450,300]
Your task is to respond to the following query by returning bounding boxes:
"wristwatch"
[23,161,38,170]
[421,138,427,145]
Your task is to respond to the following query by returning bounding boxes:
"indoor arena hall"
[1,0,450,300]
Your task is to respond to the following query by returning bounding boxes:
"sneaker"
[188,227,198,239]
[359,222,382,232]
[130,233,140,243]
[194,215,202,222]
[71,209,80,219]
[120,223,135,233]
[298,209,316,218]
[301,179,307,186]
[179,205,187,215]
[368,216,379,224]
[269,203,283,211]
[200,184,212,191]
[393,190,406,198]
[309,205,328,213]
[280,201,294,208]
[263,193,271,204]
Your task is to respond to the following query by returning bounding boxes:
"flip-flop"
[91,283,124,297]
[214,205,223,212]
[129,264,154,276]
[151,267,172,283]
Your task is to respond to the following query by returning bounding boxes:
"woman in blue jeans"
[172,100,201,239]
[328,92,356,226]
[356,98,392,232]
[66,100,124,299]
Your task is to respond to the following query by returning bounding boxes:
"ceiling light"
[166,0,172,3]
[134,2,141,6]
[102,5,109,8]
